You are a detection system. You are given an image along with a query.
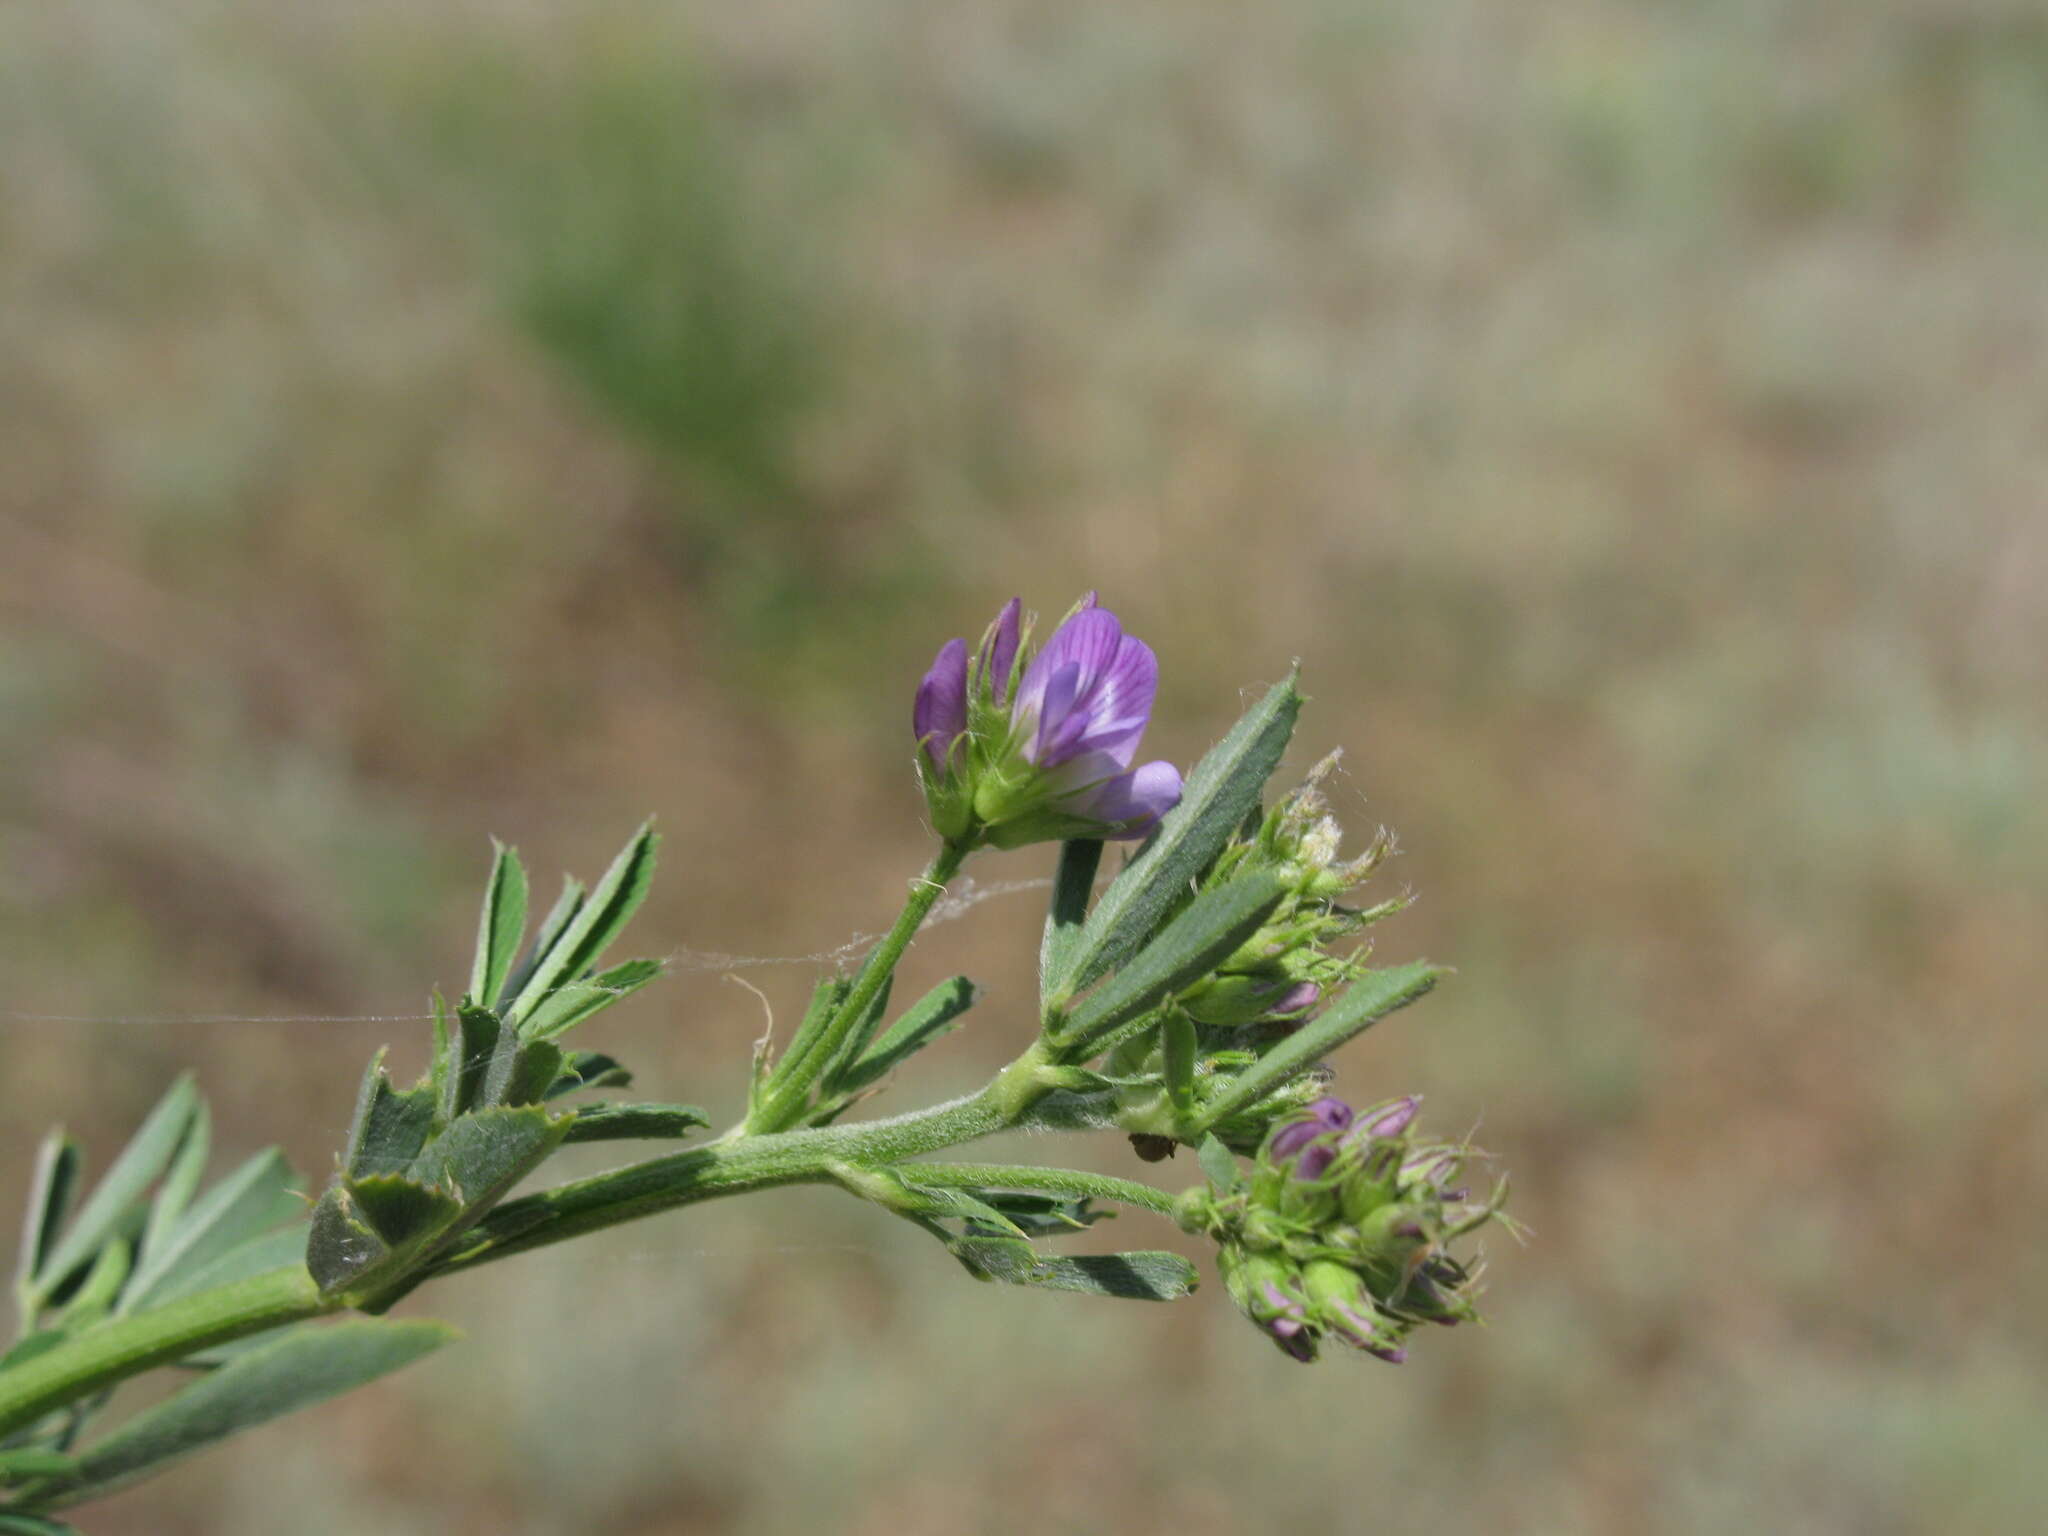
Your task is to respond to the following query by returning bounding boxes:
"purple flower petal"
[1293,1143,1337,1181]
[1266,982,1321,1020]
[1352,1095,1420,1143]
[1076,760,1182,838]
[1330,1305,1407,1363]
[980,598,1022,706]
[1269,1096,1353,1161]
[1018,607,1121,703]
[913,638,969,769]
[1077,636,1158,755]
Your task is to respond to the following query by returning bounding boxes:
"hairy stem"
[436,1043,1055,1275]
[0,1040,1068,1444]
[0,1265,331,1441]
[745,840,970,1133]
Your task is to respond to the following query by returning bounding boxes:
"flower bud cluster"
[1178,751,1402,1030]
[1105,756,1410,1153]
[914,594,1182,850]
[1176,1095,1507,1364]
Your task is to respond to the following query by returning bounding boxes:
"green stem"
[0,1265,330,1441]
[0,1037,1066,1443]
[904,1163,1181,1218]
[745,840,970,1133]
[436,1039,1060,1276]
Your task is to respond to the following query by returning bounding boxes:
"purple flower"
[913,638,970,769]
[1328,1304,1408,1364]
[1265,981,1321,1022]
[1005,598,1180,837]
[1349,1095,1420,1145]
[913,594,1184,848]
[1259,1283,1317,1363]
[1269,1096,1354,1164]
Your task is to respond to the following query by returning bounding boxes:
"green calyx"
[1183,1107,1510,1364]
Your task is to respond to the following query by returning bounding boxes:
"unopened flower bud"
[1268,1097,1353,1164]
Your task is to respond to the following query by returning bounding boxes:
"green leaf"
[0,1447,79,1482]
[520,957,662,1041]
[1196,1134,1241,1192]
[0,1328,69,1374]
[822,972,894,1084]
[481,1037,564,1110]
[304,1189,394,1296]
[448,1004,504,1120]
[560,1104,710,1143]
[137,1101,211,1281]
[123,1150,300,1315]
[147,1228,308,1310]
[795,975,851,1047]
[503,822,659,1028]
[945,1238,1198,1300]
[33,1075,200,1299]
[342,1054,437,1178]
[408,1107,568,1211]
[1037,839,1103,1019]
[543,1052,633,1099]
[834,976,979,1093]
[1056,874,1288,1054]
[467,839,530,1015]
[1161,1011,1197,1118]
[54,1236,130,1328]
[892,1183,1028,1238]
[428,991,455,1126]
[345,1175,465,1249]
[0,1512,82,1534]
[956,1191,1110,1238]
[497,875,585,1012]
[1195,960,1441,1131]
[31,1319,454,1510]
[1051,675,1300,1003]
[13,1131,80,1307]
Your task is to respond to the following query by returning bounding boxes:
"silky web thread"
[0,874,1056,1028]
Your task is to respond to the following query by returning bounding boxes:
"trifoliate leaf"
[342,1053,436,1179]
[27,1319,454,1510]
[32,1075,200,1301]
[1057,874,1287,1053]
[1193,961,1440,1130]
[467,839,530,1018]
[1052,674,1299,1002]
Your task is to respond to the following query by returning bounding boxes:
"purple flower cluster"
[1193,1091,1500,1366]
[913,594,1182,848]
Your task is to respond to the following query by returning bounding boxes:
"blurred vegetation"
[3,2,2046,1532]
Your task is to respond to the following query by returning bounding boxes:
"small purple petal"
[1028,644,1158,771]
[1078,760,1183,838]
[1270,1097,1353,1161]
[1309,1097,1356,1131]
[1354,1095,1420,1142]
[913,638,969,768]
[1261,1281,1306,1322]
[1294,1144,1338,1181]
[1331,1306,1407,1363]
[1266,982,1321,1020]
[1016,608,1124,722]
[1400,1147,1462,1189]
[982,598,1022,706]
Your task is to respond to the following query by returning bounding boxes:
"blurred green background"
[4,2,2046,1532]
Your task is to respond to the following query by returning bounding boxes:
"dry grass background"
[3,3,2046,1532]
